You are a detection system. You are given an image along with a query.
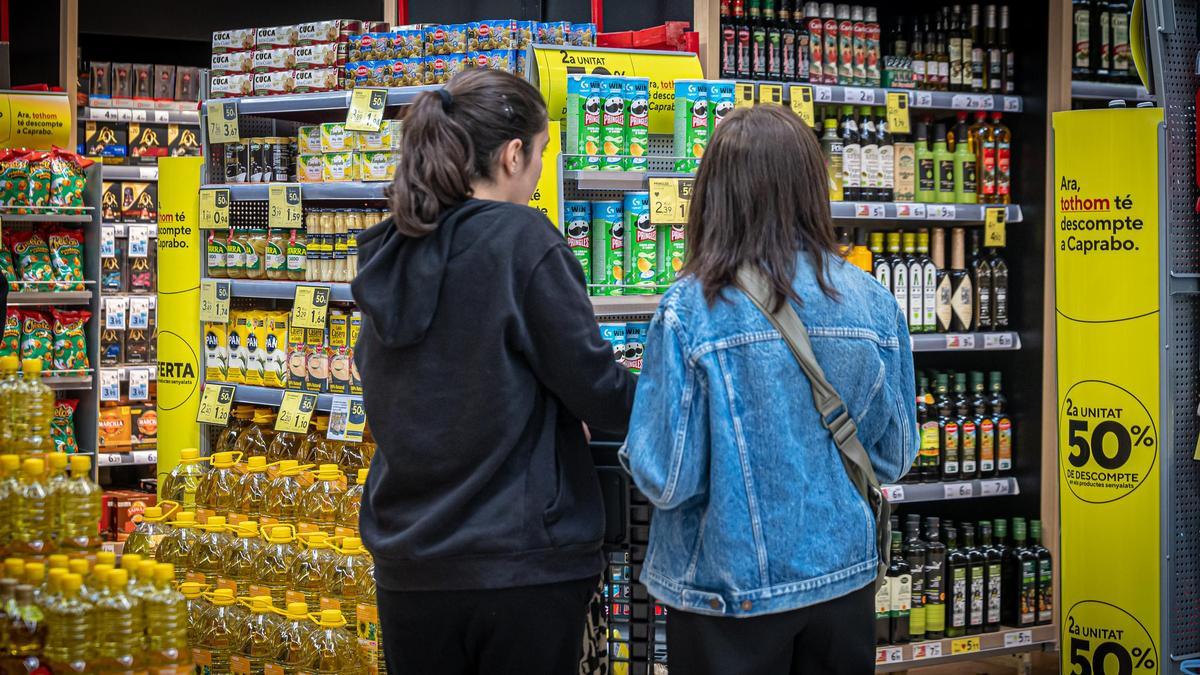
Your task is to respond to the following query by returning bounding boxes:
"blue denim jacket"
[619,254,918,617]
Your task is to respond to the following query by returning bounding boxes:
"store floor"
[910,650,1060,674]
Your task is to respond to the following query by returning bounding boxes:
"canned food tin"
[266,137,291,182]
[225,141,247,183]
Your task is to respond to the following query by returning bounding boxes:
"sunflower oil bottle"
[145,563,192,674]
[337,469,366,534]
[4,556,24,580]
[13,457,53,555]
[157,512,202,586]
[263,461,310,525]
[43,568,66,607]
[194,588,247,675]
[14,359,55,457]
[160,449,208,509]
[267,427,305,465]
[66,559,89,588]
[330,537,372,629]
[220,521,263,594]
[268,601,316,675]
[302,417,341,467]
[356,569,384,675]
[232,595,284,673]
[124,504,175,558]
[118,552,144,579]
[196,451,242,513]
[94,568,145,674]
[22,561,45,602]
[0,357,19,454]
[190,515,232,587]
[179,581,208,646]
[237,456,272,520]
[300,609,364,673]
[289,532,338,613]
[44,452,69,540]
[59,454,102,552]
[216,405,256,455]
[43,572,92,673]
[300,465,344,532]
[130,559,158,605]
[82,563,114,605]
[0,455,19,551]
[253,526,298,607]
[8,583,45,659]
[236,409,278,458]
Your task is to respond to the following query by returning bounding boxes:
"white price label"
[100,226,116,258]
[854,202,886,218]
[980,479,1012,496]
[139,166,157,179]
[99,453,125,466]
[912,641,944,660]
[914,91,934,107]
[1003,96,1021,112]
[131,109,147,122]
[928,204,957,220]
[895,203,927,218]
[100,369,121,401]
[983,333,1015,349]
[154,110,170,123]
[128,226,150,258]
[951,94,994,109]
[132,450,158,465]
[1003,630,1033,648]
[875,647,904,664]
[116,109,133,121]
[128,297,151,329]
[881,485,905,502]
[105,298,128,330]
[101,541,120,554]
[814,85,833,102]
[944,482,974,499]
[844,87,876,105]
[946,334,977,350]
[128,367,151,401]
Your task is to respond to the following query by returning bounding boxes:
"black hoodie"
[351,200,637,591]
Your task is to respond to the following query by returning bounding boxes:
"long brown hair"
[683,104,840,312]
[388,69,547,237]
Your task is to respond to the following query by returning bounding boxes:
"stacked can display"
[563,194,684,297]
[673,79,735,172]
[565,75,652,172]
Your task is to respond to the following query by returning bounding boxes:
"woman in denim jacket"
[621,105,919,673]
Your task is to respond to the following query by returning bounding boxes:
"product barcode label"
[912,641,944,659]
[944,482,974,499]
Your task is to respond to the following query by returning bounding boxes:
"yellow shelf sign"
[950,637,980,655]
[198,188,230,230]
[199,279,231,323]
[984,207,1007,247]
[196,383,236,425]
[735,82,756,109]
[275,391,319,434]
[529,120,562,228]
[205,100,240,143]
[268,183,303,229]
[290,285,331,330]
[346,87,388,132]
[788,85,816,128]
[648,178,694,226]
[328,395,367,442]
[759,84,783,106]
[887,91,911,134]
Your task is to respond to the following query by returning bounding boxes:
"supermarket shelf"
[103,223,158,237]
[911,331,1021,351]
[829,202,1022,223]
[102,165,159,181]
[218,383,336,412]
[6,290,93,306]
[97,449,158,467]
[591,295,663,317]
[102,365,157,382]
[565,169,695,191]
[734,81,1023,112]
[208,182,388,201]
[875,624,1056,672]
[0,210,93,222]
[881,477,1020,504]
[81,106,201,125]
[214,85,442,119]
[45,374,95,391]
[1070,80,1153,102]
[216,278,355,303]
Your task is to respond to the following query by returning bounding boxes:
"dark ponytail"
[389,69,548,237]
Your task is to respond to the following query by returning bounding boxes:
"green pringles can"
[706,80,736,133]
[623,191,655,295]
[565,74,602,170]
[659,219,687,288]
[590,200,623,295]
[599,76,627,171]
[623,77,650,171]
[563,200,592,288]
[673,79,709,172]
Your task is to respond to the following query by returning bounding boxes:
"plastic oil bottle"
[216,405,256,455]
[93,568,145,674]
[43,567,66,607]
[190,515,233,587]
[303,417,342,467]
[299,609,365,673]
[13,457,53,555]
[266,426,305,465]
[221,521,264,594]
[236,409,278,459]
[263,461,311,525]
[269,601,316,675]
[299,464,344,532]
[330,537,373,629]
[59,454,102,552]
[196,451,243,513]
[144,563,192,674]
[15,358,55,457]
[356,565,384,675]
[44,452,70,542]
[82,563,114,606]
[42,572,92,673]
[22,561,45,602]
[337,469,367,533]
[130,559,158,606]
[233,595,285,673]
[0,357,20,454]
[179,581,209,646]
[160,448,208,509]
[157,512,202,586]
[0,454,19,552]
[194,588,248,675]
[124,504,176,558]
[237,456,272,520]
[8,583,45,659]
[255,525,298,607]
[289,532,338,613]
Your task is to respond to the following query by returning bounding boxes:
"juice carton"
[624,322,648,373]
[622,192,655,295]
[706,81,736,132]
[599,323,626,366]
[599,77,627,172]
[563,201,592,287]
[565,75,602,170]
[674,80,709,172]
[623,78,650,171]
[590,200,623,296]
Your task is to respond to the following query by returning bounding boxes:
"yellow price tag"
[648,177,694,226]
[788,85,816,128]
[345,87,388,132]
[290,285,331,330]
[268,183,304,229]
[196,383,236,425]
[984,207,1007,247]
[886,91,911,134]
[199,279,231,323]
[735,82,756,109]
[275,391,319,434]
[198,188,230,230]
[950,637,981,654]
[205,100,240,143]
[759,84,783,105]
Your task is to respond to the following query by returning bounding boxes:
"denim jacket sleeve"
[619,306,711,511]
[855,305,919,484]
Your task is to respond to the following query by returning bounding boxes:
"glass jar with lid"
[225,229,247,279]
[286,229,307,281]
[244,228,269,280]
[266,229,289,280]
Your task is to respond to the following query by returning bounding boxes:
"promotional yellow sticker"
[788,85,816,128]
[735,82,755,109]
[0,92,72,150]
[275,391,318,434]
[346,87,387,132]
[196,383,236,425]
[528,120,562,228]
[199,189,230,230]
[268,183,303,229]
[886,91,911,134]
[290,285,330,330]
[199,279,230,324]
[759,84,783,106]
[950,637,980,655]
[984,207,1006,247]
[648,177,693,226]
[206,100,240,143]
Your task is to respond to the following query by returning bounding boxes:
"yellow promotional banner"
[531,45,702,133]
[1053,107,1162,675]
[156,157,205,487]
[529,119,561,228]
[0,91,71,150]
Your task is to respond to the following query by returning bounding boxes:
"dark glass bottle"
[1031,520,1054,625]
[985,4,1002,92]
[870,231,890,289]
[720,0,737,78]
[887,529,912,644]
[963,524,985,635]
[911,15,927,88]
[779,0,797,81]
[972,371,996,477]
[944,525,968,637]
[968,4,985,91]
[981,520,1003,632]
[1006,517,1038,627]
[764,0,783,81]
[923,517,946,639]
[876,107,894,202]
[735,0,752,78]
[969,230,993,331]
[904,516,927,641]
[948,227,974,332]
[987,241,1008,328]
[913,375,933,482]
[935,373,960,480]
[990,371,1012,473]
[1000,5,1014,93]
[841,105,862,201]
[954,372,978,478]
[947,5,965,91]
[932,228,952,333]
[750,0,769,79]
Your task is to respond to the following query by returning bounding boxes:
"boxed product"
[322,152,356,182]
[129,247,155,293]
[131,403,157,446]
[349,311,362,395]
[205,321,227,381]
[121,182,157,223]
[346,62,381,88]
[328,310,350,394]
[128,123,168,161]
[110,489,156,539]
[537,21,570,45]
[253,71,296,96]
[167,125,201,157]
[298,20,363,46]
[468,50,515,72]
[293,68,340,93]
[355,120,401,151]
[569,23,597,46]
[132,64,154,100]
[211,51,254,75]
[424,54,466,84]
[102,238,127,292]
[320,122,355,152]
[210,73,254,98]
[253,47,295,73]
[175,66,201,102]
[125,327,150,363]
[263,311,289,388]
[393,29,424,58]
[388,58,424,87]
[102,181,122,221]
[84,121,127,159]
[101,328,123,365]
[357,150,395,182]
[90,62,112,100]
[304,327,329,393]
[298,154,323,182]
[350,33,394,61]
[287,323,306,389]
[294,43,341,70]
[153,65,176,100]
[99,405,132,448]
[468,21,516,51]
[423,24,467,55]
[112,63,134,101]
[256,25,299,48]
[297,126,322,154]
[212,28,256,53]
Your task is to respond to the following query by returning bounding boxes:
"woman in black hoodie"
[351,69,637,674]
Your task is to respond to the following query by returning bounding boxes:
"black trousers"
[665,583,876,675]
[377,575,599,675]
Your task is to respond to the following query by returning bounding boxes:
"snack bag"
[204,322,228,382]
[26,152,52,210]
[0,151,31,211]
[0,247,17,291]
[263,311,288,388]
[47,150,93,211]
[51,309,91,376]
[48,228,85,291]
[1,309,19,360]
[18,310,53,372]
[51,398,79,454]
[8,230,54,291]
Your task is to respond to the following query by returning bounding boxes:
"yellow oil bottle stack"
[145,563,192,673]
[195,451,243,513]
[237,455,272,517]
[160,448,209,509]
[124,502,178,558]
[220,521,264,592]
[232,595,285,673]
[300,464,345,531]
[193,587,247,674]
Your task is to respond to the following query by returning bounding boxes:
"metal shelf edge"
[209,182,389,200]
[881,477,1020,504]
[7,290,93,306]
[218,383,335,412]
[211,85,443,116]
[218,278,354,303]
[875,624,1056,672]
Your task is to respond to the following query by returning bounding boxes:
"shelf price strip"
[943,482,974,499]
[950,637,981,655]
[268,183,303,229]
[205,100,239,143]
[275,391,319,434]
[874,647,904,664]
[912,641,943,660]
[346,87,388,132]
[290,285,331,330]
[197,383,236,425]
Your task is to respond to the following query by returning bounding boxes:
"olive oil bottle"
[949,228,974,332]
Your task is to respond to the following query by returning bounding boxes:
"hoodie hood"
[351,200,495,348]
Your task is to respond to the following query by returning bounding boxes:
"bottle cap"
[285,601,309,618]
[0,356,16,371]
[343,536,365,552]
[252,409,276,424]
[154,564,174,584]
[47,554,69,570]
[210,588,236,605]
[47,453,68,471]
[107,568,129,589]
[21,458,44,477]
[180,448,201,460]
[120,553,143,572]
[68,559,89,576]
[96,551,116,566]
[21,358,42,375]
[173,512,197,525]
[61,574,83,593]
[212,451,237,468]
[143,506,163,520]
[206,516,227,528]
[316,608,346,627]
[46,568,66,591]
[3,558,22,580]
[137,560,156,580]
[235,521,259,538]
[69,454,92,474]
[356,468,368,485]
[24,562,44,583]
[0,455,18,472]
[180,582,203,598]
[316,464,341,480]
[314,415,330,431]
[247,456,268,471]
[267,526,294,542]
[244,595,274,612]
[91,564,114,582]
[303,532,329,548]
